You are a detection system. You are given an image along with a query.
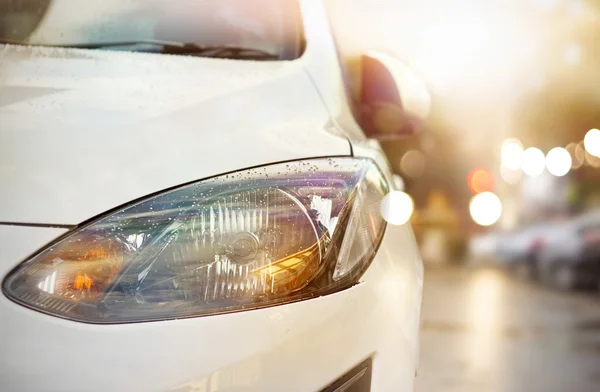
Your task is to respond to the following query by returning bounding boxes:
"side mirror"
[358,52,431,139]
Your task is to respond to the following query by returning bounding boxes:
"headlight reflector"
[3,158,388,323]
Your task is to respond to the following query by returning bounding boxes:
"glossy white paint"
[0,48,349,225]
[0,1,423,391]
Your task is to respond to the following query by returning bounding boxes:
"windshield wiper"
[0,38,280,60]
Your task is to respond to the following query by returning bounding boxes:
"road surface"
[415,267,600,392]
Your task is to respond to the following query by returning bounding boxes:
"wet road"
[414,267,600,392]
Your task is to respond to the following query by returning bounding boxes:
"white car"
[0,1,424,391]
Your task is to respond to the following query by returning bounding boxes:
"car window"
[0,0,304,60]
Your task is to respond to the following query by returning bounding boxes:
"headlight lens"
[3,158,387,323]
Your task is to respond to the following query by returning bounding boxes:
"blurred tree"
[516,79,600,149]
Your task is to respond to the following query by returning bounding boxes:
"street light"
[501,139,524,171]
[545,147,571,177]
[469,192,502,226]
[584,128,600,157]
[566,142,585,169]
[380,191,414,225]
[521,147,545,177]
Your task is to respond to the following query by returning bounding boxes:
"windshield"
[0,0,304,60]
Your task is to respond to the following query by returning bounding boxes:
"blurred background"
[326,0,600,390]
[327,0,600,258]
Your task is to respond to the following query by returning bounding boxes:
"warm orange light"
[39,239,125,302]
[467,168,494,194]
[252,242,321,294]
[73,272,93,292]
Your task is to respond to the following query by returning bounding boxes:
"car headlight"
[3,158,388,323]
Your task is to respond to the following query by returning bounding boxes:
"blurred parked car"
[537,210,600,291]
[495,224,548,279]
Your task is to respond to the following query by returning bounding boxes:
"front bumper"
[0,223,423,392]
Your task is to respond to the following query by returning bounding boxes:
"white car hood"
[0,46,349,225]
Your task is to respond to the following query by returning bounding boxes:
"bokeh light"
[467,168,495,194]
[500,165,522,185]
[521,147,546,177]
[585,150,600,168]
[400,150,426,178]
[584,128,600,157]
[469,192,502,226]
[380,191,414,225]
[566,142,584,169]
[545,147,571,177]
[500,139,524,171]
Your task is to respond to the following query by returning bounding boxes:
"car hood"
[0,45,349,225]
